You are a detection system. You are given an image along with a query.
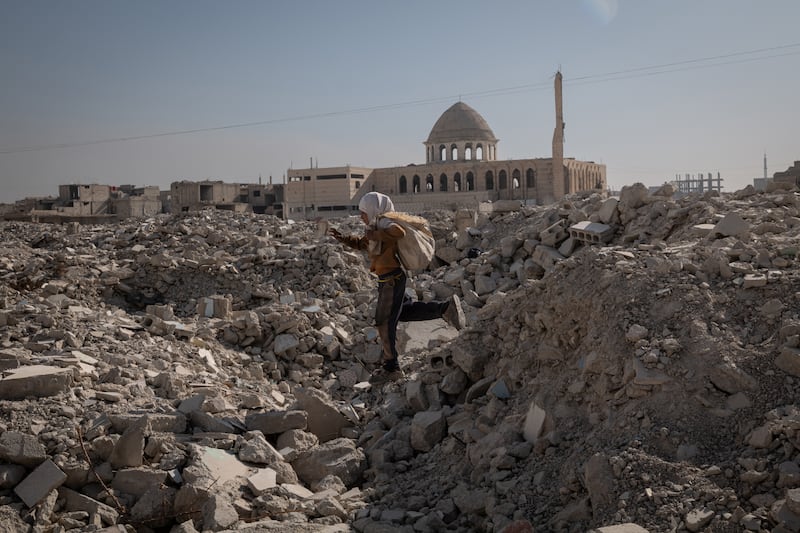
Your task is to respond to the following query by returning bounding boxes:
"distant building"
[3,183,163,222]
[670,173,723,196]
[773,161,800,188]
[113,185,162,218]
[284,72,606,220]
[169,179,283,216]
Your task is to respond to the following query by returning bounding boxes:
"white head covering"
[358,192,394,225]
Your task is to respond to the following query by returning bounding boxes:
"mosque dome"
[426,101,497,144]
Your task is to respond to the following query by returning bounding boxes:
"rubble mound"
[1,183,800,533]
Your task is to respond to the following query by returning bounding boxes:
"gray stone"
[178,394,206,414]
[405,380,429,412]
[585,453,615,512]
[247,467,278,495]
[245,410,308,434]
[14,459,67,508]
[712,212,750,238]
[0,464,26,489]
[685,508,714,532]
[110,418,146,468]
[239,432,285,465]
[439,368,468,396]
[0,365,73,399]
[592,524,650,533]
[129,485,176,528]
[531,245,565,271]
[292,437,366,487]
[273,333,300,355]
[294,387,351,443]
[275,429,319,455]
[776,347,800,378]
[190,410,237,433]
[0,431,47,468]
[201,493,239,531]
[111,466,167,497]
[410,410,447,452]
[451,483,488,514]
[523,401,548,443]
[58,486,120,527]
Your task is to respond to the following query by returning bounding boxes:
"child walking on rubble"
[328,191,465,382]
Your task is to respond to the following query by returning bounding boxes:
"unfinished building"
[170,180,284,216]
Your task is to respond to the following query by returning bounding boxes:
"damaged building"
[284,71,607,220]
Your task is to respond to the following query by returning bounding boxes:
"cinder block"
[14,459,67,508]
[569,220,614,244]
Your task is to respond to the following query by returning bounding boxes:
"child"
[329,192,465,381]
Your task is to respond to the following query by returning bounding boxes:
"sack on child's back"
[379,212,435,271]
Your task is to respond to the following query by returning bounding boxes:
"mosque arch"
[466,171,475,191]
[499,170,508,190]
[485,170,494,190]
[454,172,462,192]
[526,168,536,188]
[426,174,434,192]
[399,175,407,194]
[439,173,448,192]
[413,175,421,193]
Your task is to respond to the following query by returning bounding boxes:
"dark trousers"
[375,269,446,367]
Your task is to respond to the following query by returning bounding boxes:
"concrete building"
[57,184,114,216]
[112,185,162,218]
[170,180,248,212]
[2,183,163,223]
[285,71,606,220]
[773,161,800,188]
[241,181,284,217]
[170,179,284,216]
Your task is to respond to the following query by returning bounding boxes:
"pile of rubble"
[2,181,800,533]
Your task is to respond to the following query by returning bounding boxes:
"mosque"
[284,72,606,220]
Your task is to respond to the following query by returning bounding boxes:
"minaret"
[551,71,565,200]
[764,153,768,180]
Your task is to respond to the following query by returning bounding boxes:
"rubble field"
[2,181,800,533]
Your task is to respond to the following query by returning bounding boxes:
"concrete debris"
[2,185,800,531]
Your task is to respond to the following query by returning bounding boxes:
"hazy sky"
[1,0,798,203]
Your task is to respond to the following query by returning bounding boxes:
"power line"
[2,41,799,156]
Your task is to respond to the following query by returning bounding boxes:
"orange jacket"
[336,222,406,275]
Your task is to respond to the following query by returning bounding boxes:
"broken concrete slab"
[0,365,73,399]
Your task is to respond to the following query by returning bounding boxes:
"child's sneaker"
[442,294,466,330]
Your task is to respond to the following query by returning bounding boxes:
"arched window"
[466,171,475,191]
[485,171,494,190]
[439,173,448,192]
[499,170,508,190]
[399,175,407,194]
[526,168,536,188]
[426,174,434,191]
[512,169,521,189]
[439,145,447,161]
[454,172,462,192]
[413,175,421,193]
[476,145,484,160]
[451,144,458,161]
[465,145,473,160]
